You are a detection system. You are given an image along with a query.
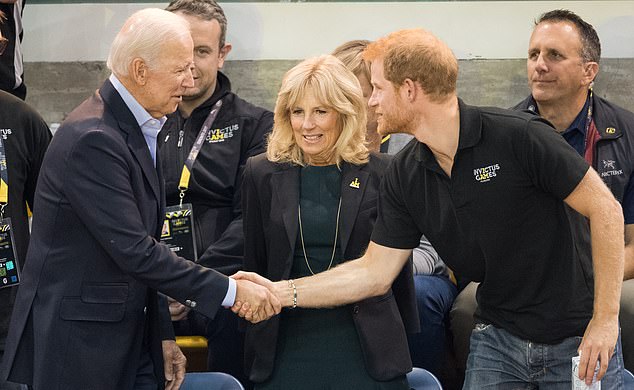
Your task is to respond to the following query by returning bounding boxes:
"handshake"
[230,271,285,324]
[167,272,287,324]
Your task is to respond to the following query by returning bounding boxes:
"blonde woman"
[240,55,415,389]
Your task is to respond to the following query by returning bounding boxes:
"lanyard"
[582,88,594,156]
[177,99,223,206]
[0,137,8,217]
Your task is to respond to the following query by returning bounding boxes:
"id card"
[160,204,198,261]
[0,218,20,289]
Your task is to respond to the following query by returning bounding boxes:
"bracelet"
[287,279,297,309]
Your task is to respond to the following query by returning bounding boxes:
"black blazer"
[241,153,418,382]
[1,80,230,390]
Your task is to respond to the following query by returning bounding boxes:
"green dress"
[256,165,409,390]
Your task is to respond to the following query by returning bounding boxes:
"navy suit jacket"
[1,80,229,390]
[242,153,418,383]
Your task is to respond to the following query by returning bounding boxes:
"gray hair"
[107,8,191,77]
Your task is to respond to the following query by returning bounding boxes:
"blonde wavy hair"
[331,40,371,85]
[267,55,369,166]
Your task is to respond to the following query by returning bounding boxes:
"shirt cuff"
[221,277,237,307]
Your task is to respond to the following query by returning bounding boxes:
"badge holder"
[160,100,222,263]
[0,205,20,289]
[160,190,198,262]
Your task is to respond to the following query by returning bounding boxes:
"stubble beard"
[378,106,412,137]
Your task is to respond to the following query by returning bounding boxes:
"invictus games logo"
[165,209,192,219]
[473,163,500,183]
[206,124,239,143]
[601,159,623,178]
[0,129,12,140]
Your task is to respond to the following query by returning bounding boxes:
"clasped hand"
[230,271,281,323]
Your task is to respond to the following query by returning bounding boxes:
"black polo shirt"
[372,99,592,344]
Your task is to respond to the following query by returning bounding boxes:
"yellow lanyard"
[0,137,8,206]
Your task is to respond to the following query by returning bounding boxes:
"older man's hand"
[167,296,190,321]
[162,340,186,390]
[231,276,281,323]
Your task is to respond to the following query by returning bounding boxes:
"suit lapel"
[340,163,369,254]
[156,152,167,233]
[99,81,162,207]
[271,165,300,276]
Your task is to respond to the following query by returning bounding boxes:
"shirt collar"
[108,74,167,133]
[527,93,591,136]
[414,98,481,164]
[562,94,591,136]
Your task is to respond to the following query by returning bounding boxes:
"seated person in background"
[450,8,634,381]
[408,240,458,382]
[333,39,458,383]
[240,55,417,389]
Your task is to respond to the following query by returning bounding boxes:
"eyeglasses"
[0,37,8,56]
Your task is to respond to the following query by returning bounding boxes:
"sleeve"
[241,157,269,277]
[518,117,590,200]
[196,110,274,275]
[24,107,52,211]
[64,129,229,320]
[159,294,176,340]
[370,158,422,249]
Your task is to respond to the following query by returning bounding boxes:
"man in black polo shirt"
[232,28,624,389]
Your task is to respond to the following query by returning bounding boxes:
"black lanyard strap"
[177,99,223,206]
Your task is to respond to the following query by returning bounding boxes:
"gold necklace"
[298,198,342,275]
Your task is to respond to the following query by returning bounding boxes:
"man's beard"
[377,105,412,136]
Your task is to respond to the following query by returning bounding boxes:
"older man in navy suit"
[0,8,279,390]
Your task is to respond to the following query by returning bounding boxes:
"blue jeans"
[407,275,457,377]
[464,323,624,389]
